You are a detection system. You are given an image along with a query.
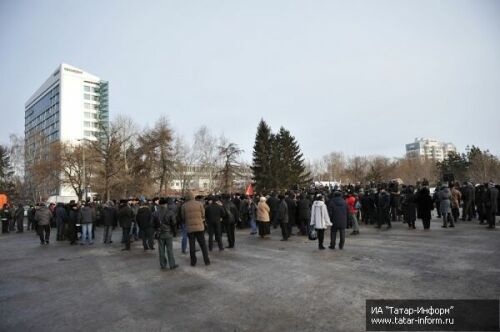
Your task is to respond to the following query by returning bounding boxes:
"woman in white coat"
[310,194,332,250]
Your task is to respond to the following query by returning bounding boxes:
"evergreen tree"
[274,127,311,190]
[0,145,15,195]
[252,120,310,192]
[437,151,469,182]
[251,119,273,192]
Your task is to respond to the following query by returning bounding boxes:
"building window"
[84,103,91,109]
[84,86,90,92]
[84,94,90,100]
[92,95,99,101]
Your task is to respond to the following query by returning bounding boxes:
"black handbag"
[308,226,317,241]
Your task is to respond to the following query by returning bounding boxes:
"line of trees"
[3,116,500,203]
[308,146,500,186]
[5,116,246,203]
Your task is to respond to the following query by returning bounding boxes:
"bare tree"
[365,156,392,183]
[139,116,174,194]
[323,152,346,182]
[193,126,219,193]
[57,141,96,201]
[89,118,133,201]
[25,131,60,202]
[171,134,197,196]
[467,148,499,183]
[217,141,243,193]
[344,155,368,184]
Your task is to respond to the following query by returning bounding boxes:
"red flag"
[245,183,254,196]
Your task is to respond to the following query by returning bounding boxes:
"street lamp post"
[77,138,88,202]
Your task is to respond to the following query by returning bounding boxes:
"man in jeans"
[80,202,95,245]
[34,203,52,245]
[154,198,178,270]
[102,201,117,244]
[345,192,360,235]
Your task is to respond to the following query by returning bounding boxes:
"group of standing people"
[2,178,498,270]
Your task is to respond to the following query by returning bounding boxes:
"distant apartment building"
[405,138,456,162]
[24,63,109,198]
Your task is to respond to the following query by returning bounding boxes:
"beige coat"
[182,192,205,233]
[257,201,270,222]
[451,188,462,209]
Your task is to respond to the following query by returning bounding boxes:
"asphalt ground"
[1,218,499,332]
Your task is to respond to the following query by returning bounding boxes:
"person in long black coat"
[117,201,134,251]
[416,187,433,230]
[15,204,25,233]
[327,191,349,250]
[205,197,226,251]
[67,203,81,245]
[136,203,154,250]
[485,182,498,229]
[297,194,311,235]
[285,192,297,235]
[267,193,280,228]
[403,186,417,229]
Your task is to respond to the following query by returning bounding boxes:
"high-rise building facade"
[405,138,456,162]
[24,63,109,197]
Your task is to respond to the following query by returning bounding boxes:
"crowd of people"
[0,179,498,269]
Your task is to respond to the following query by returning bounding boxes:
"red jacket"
[345,196,357,214]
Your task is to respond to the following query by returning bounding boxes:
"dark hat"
[159,197,168,205]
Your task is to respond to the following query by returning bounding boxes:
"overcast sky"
[1,0,499,162]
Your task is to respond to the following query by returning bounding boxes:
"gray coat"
[439,188,452,215]
[35,206,52,226]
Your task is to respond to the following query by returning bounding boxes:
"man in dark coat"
[205,196,226,251]
[102,201,117,244]
[15,204,24,233]
[54,203,67,240]
[377,186,391,229]
[232,194,242,228]
[416,186,433,230]
[485,182,498,229]
[267,192,280,228]
[277,194,289,241]
[461,182,475,221]
[403,186,417,229]
[1,204,11,233]
[67,203,81,245]
[136,202,155,250]
[297,193,311,235]
[117,200,134,251]
[154,198,178,269]
[389,181,401,222]
[327,191,348,250]
[475,184,487,224]
[285,192,297,236]
[222,194,238,249]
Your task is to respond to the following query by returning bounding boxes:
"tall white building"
[405,138,456,162]
[25,63,109,197]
